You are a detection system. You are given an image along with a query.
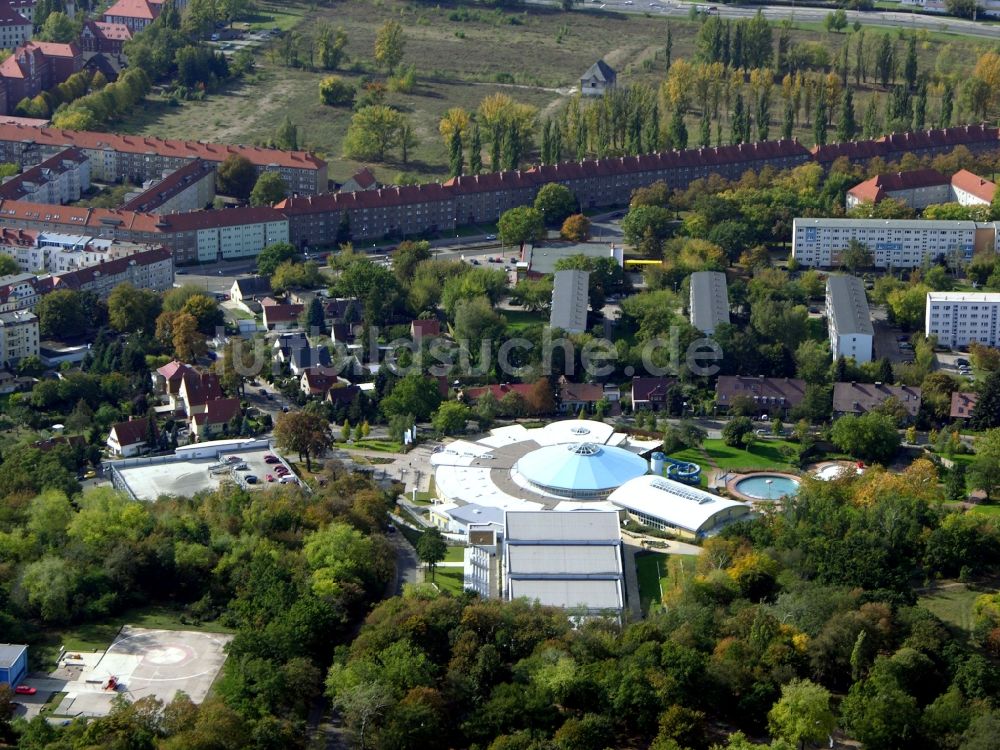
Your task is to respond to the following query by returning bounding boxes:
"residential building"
[0,271,45,310]
[715,375,807,415]
[175,369,223,417]
[550,268,589,333]
[950,169,997,206]
[0,3,30,52]
[339,166,377,193]
[102,0,161,33]
[106,416,156,457]
[558,377,603,414]
[262,300,304,331]
[120,159,216,214]
[826,274,874,363]
[51,246,173,298]
[0,123,327,194]
[503,510,625,619]
[811,125,1000,168]
[951,391,978,420]
[689,270,729,335]
[0,41,82,113]
[580,60,616,96]
[460,382,533,404]
[80,20,133,54]
[608,475,751,539]
[925,292,1000,348]
[845,169,950,210]
[791,218,995,268]
[7,0,36,24]
[189,397,241,439]
[0,308,35,366]
[285,343,331,376]
[832,381,922,421]
[465,524,502,599]
[152,359,193,399]
[0,147,90,204]
[300,366,342,398]
[230,276,271,305]
[0,644,27,687]
[630,376,677,411]
[410,318,440,340]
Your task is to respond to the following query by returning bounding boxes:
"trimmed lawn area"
[444,546,465,563]
[432,567,466,596]
[635,552,696,614]
[504,308,547,333]
[970,504,1000,517]
[668,438,798,476]
[349,439,404,454]
[918,583,986,634]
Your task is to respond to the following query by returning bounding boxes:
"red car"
[265,474,275,482]
[264,455,279,464]
[275,468,289,476]
[15,685,36,695]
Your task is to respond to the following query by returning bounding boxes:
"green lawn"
[31,604,234,671]
[970,504,1000,517]
[235,2,307,32]
[432,567,466,596]
[504,308,546,333]
[343,439,404,454]
[444,546,465,563]
[918,583,986,634]
[668,438,798,476]
[636,553,696,614]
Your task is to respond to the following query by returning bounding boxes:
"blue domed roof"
[515,442,648,497]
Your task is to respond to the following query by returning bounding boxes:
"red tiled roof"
[180,370,223,406]
[463,383,533,401]
[27,41,80,58]
[104,0,160,21]
[0,123,326,171]
[110,416,155,447]
[91,21,133,42]
[350,167,376,189]
[302,366,340,394]
[263,303,304,323]
[951,169,996,203]
[631,376,677,403]
[832,382,922,418]
[411,319,440,337]
[0,147,88,201]
[846,169,948,204]
[119,159,216,212]
[559,380,603,403]
[156,359,192,381]
[53,247,171,290]
[192,397,241,426]
[951,391,978,419]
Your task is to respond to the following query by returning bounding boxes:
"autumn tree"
[374,20,405,73]
[498,206,545,245]
[344,106,405,162]
[273,411,331,471]
[561,214,591,242]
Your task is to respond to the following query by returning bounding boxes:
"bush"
[722,416,753,448]
[319,75,355,106]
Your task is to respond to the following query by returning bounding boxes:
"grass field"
[504,309,547,332]
[31,604,234,671]
[669,437,798,474]
[918,583,987,634]
[444,546,465,563]
[115,0,993,184]
[432,567,466,596]
[970,504,1000,517]
[636,552,697,614]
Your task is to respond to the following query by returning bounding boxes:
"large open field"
[117,1,996,184]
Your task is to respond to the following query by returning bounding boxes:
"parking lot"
[115,447,297,500]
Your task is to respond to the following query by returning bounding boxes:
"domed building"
[514,442,649,499]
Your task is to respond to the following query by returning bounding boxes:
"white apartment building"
[925,292,1000,349]
[792,218,994,268]
[826,274,874,363]
[0,309,38,366]
[689,270,730,335]
[194,219,290,262]
[0,3,31,50]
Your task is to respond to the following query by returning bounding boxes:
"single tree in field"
[416,527,447,582]
[374,20,405,74]
[274,411,331,472]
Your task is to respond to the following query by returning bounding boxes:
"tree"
[216,154,256,200]
[970,429,1000,501]
[837,87,856,142]
[171,311,205,361]
[469,123,483,174]
[768,679,836,750]
[498,206,545,246]
[814,93,827,147]
[534,183,576,226]
[273,411,331,471]
[561,214,591,242]
[381,373,442,421]
[343,106,405,162]
[448,127,463,179]
[527,377,556,416]
[416,528,447,581]
[830,412,901,465]
[302,297,326,333]
[946,0,980,18]
[316,24,348,70]
[35,288,86,338]
[107,283,161,334]
[39,12,78,42]
[722,416,753,447]
[839,239,873,272]
[621,205,673,250]
[374,20,406,73]
[250,171,288,206]
[271,260,324,293]
[319,75,354,106]
[256,242,297,277]
[970,371,1000,430]
[432,401,470,436]
[825,9,848,33]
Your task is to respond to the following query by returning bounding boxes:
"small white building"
[825,274,873,364]
[580,60,616,97]
[107,416,156,457]
[608,475,751,539]
[925,291,1000,349]
[689,271,730,335]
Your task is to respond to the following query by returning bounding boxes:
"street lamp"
[765,478,773,501]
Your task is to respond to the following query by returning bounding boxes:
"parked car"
[900,342,914,350]
[264,454,279,464]
[244,475,258,485]
[265,474,275,482]
[279,475,298,484]
[258,388,267,396]
[956,358,970,366]
[485,234,497,241]
[15,686,36,695]
[225,456,243,463]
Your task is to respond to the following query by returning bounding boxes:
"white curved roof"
[608,475,751,534]
[515,442,648,494]
[525,419,616,446]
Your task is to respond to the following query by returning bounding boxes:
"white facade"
[195,219,289,262]
[925,292,1000,349]
[0,309,37,366]
[792,218,989,268]
[826,275,874,364]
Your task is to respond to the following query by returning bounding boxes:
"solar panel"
[648,477,713,504]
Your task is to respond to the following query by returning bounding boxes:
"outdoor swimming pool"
[734,474,800,501]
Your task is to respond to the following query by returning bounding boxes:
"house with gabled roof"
[189,397,241,439]
[107,416,157,457]
[580,60,616,97]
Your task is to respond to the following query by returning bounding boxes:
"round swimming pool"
[734,474,800,501]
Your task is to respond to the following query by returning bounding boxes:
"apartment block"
[0,148,90,204]
[792,218,995,268]
[0,3,30,51]
[825,274,874,363]
[120,159,216,214]
[0,308,37,366]
[925,292,1000,349]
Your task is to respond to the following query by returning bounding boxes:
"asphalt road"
[534,0,1000,39]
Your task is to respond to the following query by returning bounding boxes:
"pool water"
[735,475,800,500]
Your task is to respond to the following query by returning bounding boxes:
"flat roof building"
[608,475,751,539]
[689,270,729,335]
[826,274,873,364]
[503,510,625,618]
[0,643,27,687]
[550,268,589,333]
[926,291,1000,349]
